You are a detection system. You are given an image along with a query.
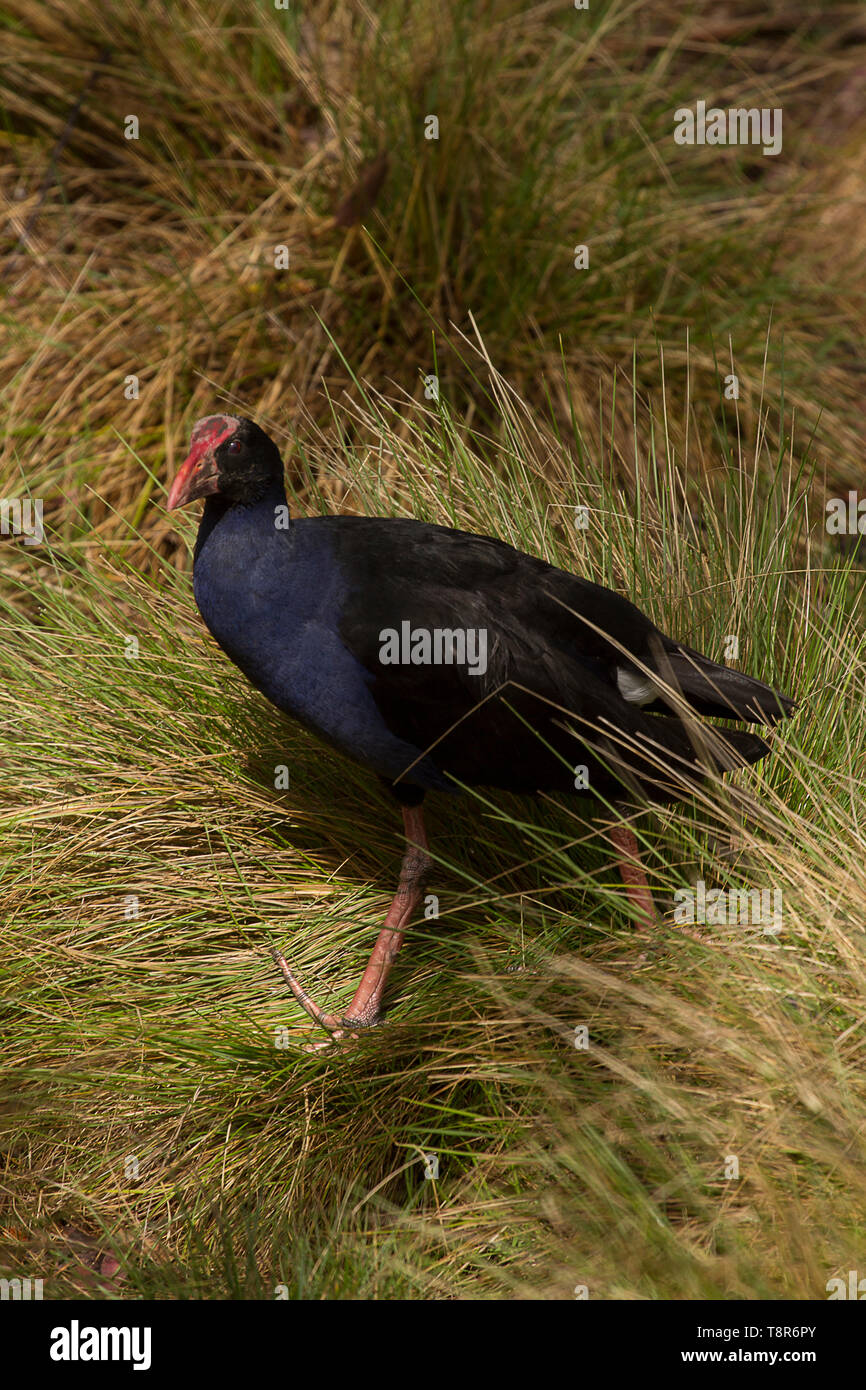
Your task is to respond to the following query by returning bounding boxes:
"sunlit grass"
[1,334,864,1297]
[1,0,864,570]
[2,0,865,1300]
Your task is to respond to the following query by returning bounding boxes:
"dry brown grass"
[2,0,866,1301]
[2,0,866,572]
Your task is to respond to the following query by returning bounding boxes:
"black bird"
[167,414,795,1039]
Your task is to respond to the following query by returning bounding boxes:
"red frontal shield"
[167,415,239,508]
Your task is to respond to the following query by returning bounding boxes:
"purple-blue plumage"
[165,413,795,1039]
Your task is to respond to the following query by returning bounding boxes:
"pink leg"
[274,804,431,1040]
[609,822,657,929]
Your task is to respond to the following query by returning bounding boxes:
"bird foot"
[300,1015,386,1052]
[272,948,382,1047]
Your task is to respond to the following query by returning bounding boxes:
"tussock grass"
[2,339,865,1298]
[2,0,866,1300]
[2,0,866,560]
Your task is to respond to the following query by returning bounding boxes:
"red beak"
[167,415,239,509]
[166,449,219,509]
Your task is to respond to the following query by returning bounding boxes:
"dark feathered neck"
[194,480,290,560]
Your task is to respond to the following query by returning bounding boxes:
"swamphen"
[167,414,794,1040]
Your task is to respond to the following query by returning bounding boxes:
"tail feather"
[576,713,771,805]
[628,716,770,776]
[658,642,795,724]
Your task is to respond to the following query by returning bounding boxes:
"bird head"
[167,415,283,508]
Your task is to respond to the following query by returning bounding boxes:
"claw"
[271,948,382,1048]
[271,948,345,1033]
[272,804,431,1044]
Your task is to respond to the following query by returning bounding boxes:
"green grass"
[2,0,866,1300]
[2,347,865,1297]
[2,0,865,552]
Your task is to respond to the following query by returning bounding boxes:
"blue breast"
[191,496,448,790]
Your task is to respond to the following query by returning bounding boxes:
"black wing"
[325,517,791,798]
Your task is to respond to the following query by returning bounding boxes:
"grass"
[2,0,866,1299]
[2,0,866,550]
[2,342,866,1298]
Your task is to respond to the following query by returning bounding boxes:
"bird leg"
[274,804,431,1041]
[609,822,657,929]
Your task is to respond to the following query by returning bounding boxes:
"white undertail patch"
[616,667,657,705]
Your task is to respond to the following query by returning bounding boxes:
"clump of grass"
[1,0,865,566]
[1,336,864,1297]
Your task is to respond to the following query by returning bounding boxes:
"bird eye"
[227,439,242,455]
